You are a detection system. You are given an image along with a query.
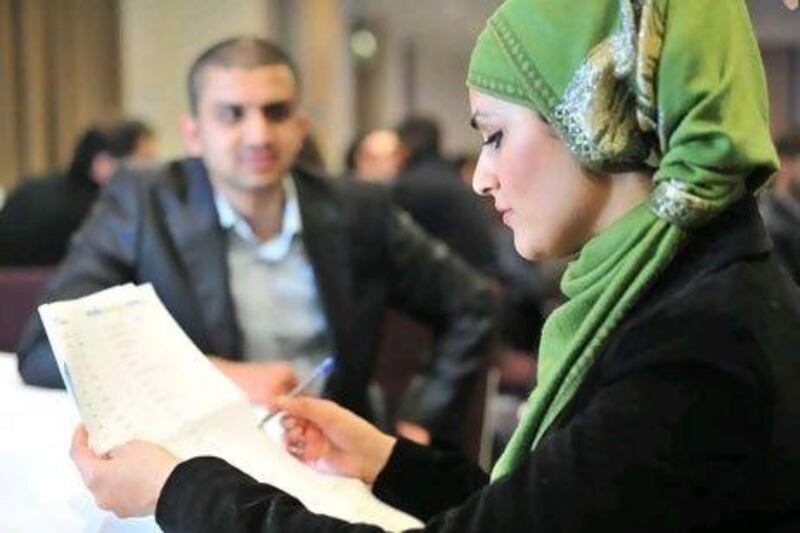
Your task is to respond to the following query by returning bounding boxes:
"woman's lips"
[497,205,513,226]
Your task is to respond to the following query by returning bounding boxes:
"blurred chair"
[375,310,496,465]
[0,268,52,352]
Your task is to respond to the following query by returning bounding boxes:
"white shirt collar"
[215,175,302,262]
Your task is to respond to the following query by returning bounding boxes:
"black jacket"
[392,157,498,277]
[155,198,800,532]
[16,158,494,443]
[0,173,99,266]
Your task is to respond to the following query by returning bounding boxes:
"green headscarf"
[467,0,778,481]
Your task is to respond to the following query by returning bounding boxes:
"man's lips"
[240,151,277,170]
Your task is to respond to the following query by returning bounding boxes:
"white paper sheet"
[40,284,422,531]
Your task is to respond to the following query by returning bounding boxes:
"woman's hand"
[70,425,179,518]
[273,396,397,484]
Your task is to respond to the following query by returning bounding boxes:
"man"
[392,116,499,276]
[761,130,800,284]
[348,129,404,183]
[16,38,493,448]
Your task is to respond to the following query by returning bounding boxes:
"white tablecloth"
[0,353,159,532]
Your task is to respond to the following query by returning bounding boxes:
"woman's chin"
[513,236,546,262]
[514,234,576,262]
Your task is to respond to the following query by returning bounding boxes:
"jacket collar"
[161,158,241,358]
[162,159,354,360]
[292,166,354,357]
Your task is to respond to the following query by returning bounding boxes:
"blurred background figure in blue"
[0,120,157,266]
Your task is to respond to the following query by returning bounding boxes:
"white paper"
[40,284,422,531]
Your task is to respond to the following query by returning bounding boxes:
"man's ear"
[180,114,203,156]
[296,108,311,138]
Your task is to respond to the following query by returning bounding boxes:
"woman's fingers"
[274,396,344,429]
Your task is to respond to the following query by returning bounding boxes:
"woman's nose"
[471,157,497,197]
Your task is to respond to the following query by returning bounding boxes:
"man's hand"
[70,425,179,518]
[211,358,298,407]
[273,396,397,484]
[395,420,431,445]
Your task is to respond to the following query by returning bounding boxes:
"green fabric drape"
[467,0,778,481]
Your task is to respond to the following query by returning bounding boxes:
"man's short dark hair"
[187,37,300,115]
[396,116,441,164]
[776,130,800,159]
[114,119,154,155]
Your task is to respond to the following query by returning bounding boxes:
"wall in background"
[4,0,797,189]
[282,0,354,173]
[0,0,120,190]
[119,0,275,160]
[749,0,800,132]
[351,0,498,159]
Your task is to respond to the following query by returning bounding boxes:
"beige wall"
[119,0,275,159]
[352,0,498,158]
[286,0,354,173]
[0,0,120,189]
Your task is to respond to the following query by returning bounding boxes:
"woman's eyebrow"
[469,113,485,130]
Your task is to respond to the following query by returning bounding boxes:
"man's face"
[182,64,308,194]
[355,130,402,183]
[787,155,800,202]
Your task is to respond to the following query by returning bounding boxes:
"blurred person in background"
[0,120,156,266]
[392,116,499,276]
[761,129,800,284]
[296,132,327,172]
[348,129,404,183]
[116,119,158,166]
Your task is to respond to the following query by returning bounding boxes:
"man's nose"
[243,111,274,144]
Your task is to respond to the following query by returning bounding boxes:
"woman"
[0,126,117,266]
[71,0,800,530]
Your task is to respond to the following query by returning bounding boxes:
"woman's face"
[469,89,611,260]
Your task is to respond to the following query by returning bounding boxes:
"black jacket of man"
[16,158,494,444]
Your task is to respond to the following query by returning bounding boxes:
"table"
[0,353,159,532]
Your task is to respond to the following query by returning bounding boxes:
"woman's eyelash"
[482,130,503,149]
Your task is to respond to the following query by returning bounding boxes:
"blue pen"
[257,356,335,428]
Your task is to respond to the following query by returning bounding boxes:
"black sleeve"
[384,208,496,444]
[155,355,764,533]
[156,457,386,533]
[16,173,141,387]
[372,438,489,521]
